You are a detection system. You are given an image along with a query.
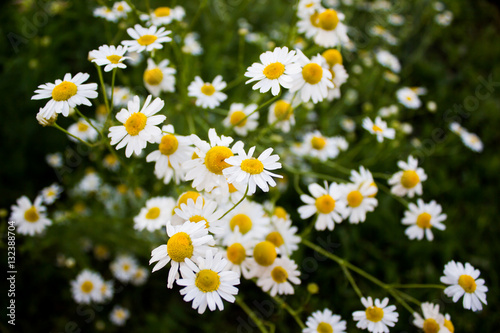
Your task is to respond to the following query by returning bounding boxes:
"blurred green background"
[1,0,499,332]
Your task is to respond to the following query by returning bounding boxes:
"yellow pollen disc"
[253,241,277,267]
[154,6,171,17]
[241,158,264,175]
[159,134,179,155]
[167,232,194,262]
[315,195,335,214]
[416,212,432,229]
[458,274,477,293]
[123,264,130,271]
[423,318,440,333]
[178,191,203,207]
[317,322,334,333]
[318,9,340,31]
[124,112,147,136]
[266,231,284,247]
[227,243,246,265]
[311,136,326,150]
[137,34,158,46]
[230,111,248,126]
[195,269,220,293]
[273,206,288,219]
[401,170,420,189]
[189,215,209,229]
[305,3,314,8]
[322,49,343,67]
[96,104,107,117]
[135,187,144,198]
[81,281,94,293]
[145,207,161,219]
[24,206,39,222]
[270,266,288,283]
[77,121,89,132]
[192,151,199,159]
[372,124,383,132]
[365,306,384,322]
[263,62,286,80]
[117,184,128,194]
[52,81,78,101]
[406,96,412,101]
[347,190,363,208]
[230,214,253,234]
[228,183,238,193]
[204,146,234,175]
[106,55,122,64]
[100,284,107,293]
[116,310,125,319]
[309,12,320,27]
[444,319,454,332]
[368,182,378,198]
[116,5,124,11]
[105,154,117,166]
[201,84,216,96]
[144,68,164,86]
[302,63,323,85]
[273,100,293,120]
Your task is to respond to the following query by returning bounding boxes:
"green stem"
[341,265,363,298]
[219,186,249,220]
[74,107,102,137]
[51,123,95,147]
[231,93,281,130]
[377,182,409,208]
[389,284,446,289]
[372,172,391,180]
[187,0,208,33]
[324,161,351,175]
[235,297,269,333]
[273,297,305,329]
[95,64,110,113]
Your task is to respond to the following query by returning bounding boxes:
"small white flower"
[70,270,104,304]
[460,131,483,152]
[296,131,346,161]
[290,50,333,103]
[40,183,63,205]
[396,87,422,109]
[122,24,172,53]
[143,58,176,96]
[303,308,347,333]
[352,297,399,333]
[388,155,427,198]
[256,257,301,296]
[171,197,224,235]
[313,8,350,48]
[10,196,52,236]
[340,182,378,223]
[89,45,130,72]
[268,98,296,133]
[187,75,227,109]
[110,255,139,283]
[46,152,63,168]
[402,199,447,241]
[110,306,130,326]
[140,6,185,26]
[134,196,176,232]
[362,117,396,142]
[223,103,259,136]
[413,302,450,333]
[375,49,401,73]
[67,118,99,143]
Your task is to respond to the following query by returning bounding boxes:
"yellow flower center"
[177,191,203,208]
[201,83,216,96]
[317,322,334,333]
[106,55,122,64]
[115,310,125,319]
[253,241,277,266]
[144,68,164,86]
[241,158,264,175]
[230,214,253,234]
[122,263,130,271]
[315,195,336,214]
[96,104,107,117]
[24,206,39,222]
[154,6,171,17]
[100,284,107,294]
[309,12,320,27]
[52,81,78,101]
[302,63,323,85]
[271,266,288,283]
[365,306,384,322]
[273,206,288,219]
[117,184,128,194]
[145,207,161,219]
[322,49,343,67]
[167,232,194,262]
[189,215,209,229]
[401,170,420,189]
[81,281,94,293]
[372,125,383,132]
[124,113,147,136]
[159,134,179,155]
[227,243,246,265]
[77,121,89,132]
[116,5,124,11]
[228,183,238,193]
[416,212,432,229]
[195,269,220,292]
[406,96,412,101]
[458,274,477,293]
[444,318,454,332]
[204,146,233,175]
[263,62,286,80]
[137,34,158,46]
[273,100,293,120]
[347,190,363,208]
[230,111,247,126]
[318,9,339,31]
[266,231,284,247]
[423,318,440,333]
[311,136,326,150]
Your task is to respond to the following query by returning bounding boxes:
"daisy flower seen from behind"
[388,155,427,198]
[187,75,227,109]
[402,199,446,241]
[352,297,399,333]
[89,44,130,72]
[303,308,347,333]
[122,24,172,53]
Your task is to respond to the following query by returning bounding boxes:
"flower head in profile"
[187,75,227,109]
[352,297,399,333]
[122,24,172,53]
[89,45,130,72]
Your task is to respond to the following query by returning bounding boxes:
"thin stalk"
[219,186,249,220]
[51,123,95,148]
[235,297,269,333]
[95,64,110,113]
[341,265,363,298]
[273,297,305,329]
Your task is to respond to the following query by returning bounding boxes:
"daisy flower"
[70,270,104,304]
[297,6,324,39]
[76,171,101,194]
[296,130,343,161]
[298,0,323,16]
[171,197,224,234]
[111,86,133,107]
[350,166,378,197]
[93,6,118,22]
[143,58,176,97]
[326,63,349,101]
[340,182,378,224]
[110,255,139,283]
[32,72,98,119]
[362,117,396,142]
[313,8,350,48]
[46,152,63,168]
[10,196,51,236]
[182,32,203,55]
[268,99,295,133]
[146,124,193,184]
[89,45,130,72]
[443,313,455,332]
[220,231,256,279]
[396,87,422,109]
[183,128,240,193]
[256,257,301,296]
[460,131,483,152]
[266,215,301,257]
[40,183,63,205]
[221,200,271,241]
[103,153,120,171]
[223,103,259,136]
[290,50,333,103]
[388,155,427,198]
[134,196,176,232]
[352,297,399,333]
[375,49,401,73]
[298,181,348,231]
[100,280,114,301]
[244,46,301,96]
[140,6,185,26]
[121,24,172,53]
[131,267,149,286]
[402,199,446,241]
[150,221,215,288]
[177,250,240,314]
[187,75,227,109]
[112,1,131,19]
[303,308,347,333]
[440,261,488,312]
[413,302,450,333]
[223,146,282,195]
[108,95,166,158]
[67,118,99,143]
[110,306,130,326]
